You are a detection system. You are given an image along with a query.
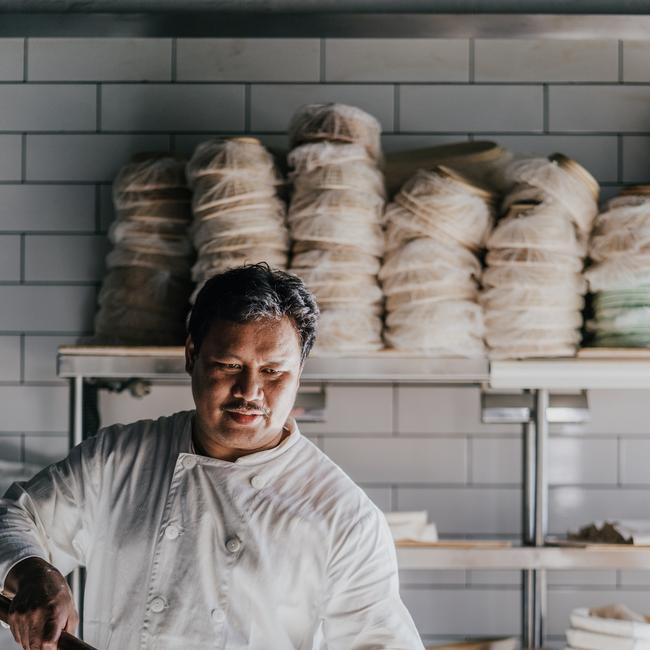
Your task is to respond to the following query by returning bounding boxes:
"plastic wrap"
[289,218,384,257]
[594,288,650,309]
[288,188,384,221]
[288,103,382,161]
[191,177,278,214]
[488,343,578,360]
[606,194,650,210]
[291,248,381,274]
[485,308,582,331]
[108,228,193,257]
[191,251,288,281]
[384,327,485,357]
[480,285,585,311]
[481,265,586,292]
[502,157,598,234]
[288,142,371,173]
[113,157,188,197]
[390,169,494,250]
[109,219,190,239]
[196,232,290,255]
[587,307,650,331]
[191,218,288,250]
[307,280,383,304]
[487,207,584,255]
[386,300,484,333]
[386,285,478,311]
[290,162,385,197]
[381,269,478,295]
[312,308,384,353]
[380,238,481,278]
[486,328,581,348]
[585,256,650,291]
[186,137,278,183]
[119,203,192,221]
[485,247,584,271]
[105,249,191,277]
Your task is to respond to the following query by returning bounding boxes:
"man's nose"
[232,368,263,402]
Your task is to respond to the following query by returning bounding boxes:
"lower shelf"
[396,544,650,570]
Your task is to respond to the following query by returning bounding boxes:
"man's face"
[185,316,303,454]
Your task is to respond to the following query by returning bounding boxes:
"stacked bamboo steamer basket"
[186,137,289,303]
[482,154,599,359]
[94,155,193,345]
[287,103,386,353]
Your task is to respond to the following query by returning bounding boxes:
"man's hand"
[5,557,78,650]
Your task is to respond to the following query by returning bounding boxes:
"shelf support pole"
[68,375,86,638]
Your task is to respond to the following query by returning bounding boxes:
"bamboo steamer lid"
[384,140,506,196]
[435,164,497,204]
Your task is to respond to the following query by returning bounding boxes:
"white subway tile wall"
[1,37,650,650]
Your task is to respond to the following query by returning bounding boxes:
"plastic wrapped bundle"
[93,155,193,345]
[482,157,594,359]
[586,191,650,347]
[380,167,494,357]
[287,108,386,353]
[187,137,289,301]
[289,103,382,162]
[500,154,599,237]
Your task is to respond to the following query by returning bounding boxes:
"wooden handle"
[0,594,98,650]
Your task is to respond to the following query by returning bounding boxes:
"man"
[0,264,425,650]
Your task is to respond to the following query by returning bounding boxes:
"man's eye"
[263,368,282,375]
[216,362,240,370]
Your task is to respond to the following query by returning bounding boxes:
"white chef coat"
[0,410,425,650]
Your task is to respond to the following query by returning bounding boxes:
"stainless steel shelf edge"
[397,546,650,570]
[490,358,650,390]
[3,13,650,38]
[57,348,490,384]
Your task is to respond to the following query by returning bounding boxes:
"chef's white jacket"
[0,410,425,650]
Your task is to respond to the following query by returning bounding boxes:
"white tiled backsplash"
[1,36,650,648]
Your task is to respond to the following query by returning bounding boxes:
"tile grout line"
[171,38,178,82]
[617,134,624,184]
[244,84,252,133]
[468,38,475,84]
[96,84,102,132]
[542,84,549,133]
[22,37,28,82]
[393,84,400,133]
[320,38,326,82]
[19,333,25,384]
[618,40,624,83]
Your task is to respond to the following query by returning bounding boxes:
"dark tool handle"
[0,594,97,650]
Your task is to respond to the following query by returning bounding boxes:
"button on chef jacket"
[0,410,425,650]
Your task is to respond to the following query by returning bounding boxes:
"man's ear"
[185,334,196,374]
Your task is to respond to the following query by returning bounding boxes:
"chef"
[0,263,425,650]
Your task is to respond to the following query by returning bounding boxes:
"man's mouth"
[224,408,267,425]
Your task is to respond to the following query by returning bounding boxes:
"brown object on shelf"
[426,637,518,650]
[0,594,97,650]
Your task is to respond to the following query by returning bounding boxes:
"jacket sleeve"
[321,506,426,650]
[0,434,103,592]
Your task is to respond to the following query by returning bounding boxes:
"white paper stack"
[186,137,289,303]
[482,154,599,359]
[566,606,650,650]
[94,156,193,345]
[586,188,650,348]
[381,165,494,357]
[287,104,386,353]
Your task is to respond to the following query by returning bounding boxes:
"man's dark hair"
[188,263,319,362]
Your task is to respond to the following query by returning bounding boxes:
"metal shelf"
[58,345,650,389]
[396,546,650,571]
[3,12,650,39]
[57,346,490,384]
